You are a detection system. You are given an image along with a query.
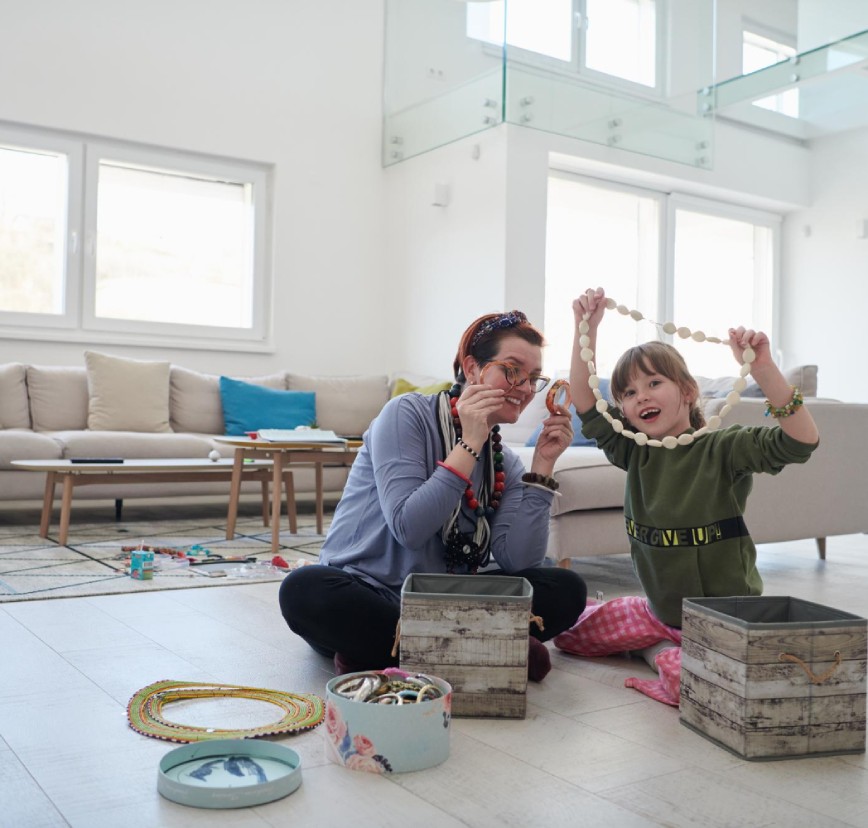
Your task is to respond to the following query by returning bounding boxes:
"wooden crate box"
[680,596,867,760]
[399,573,532,719]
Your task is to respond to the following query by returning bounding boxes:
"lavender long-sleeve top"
[319,392,555,597]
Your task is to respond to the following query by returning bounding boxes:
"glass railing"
[707,28,868,140]
[383,0,715,169]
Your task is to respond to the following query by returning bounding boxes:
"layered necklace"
[581,298,755,448]
[436,385,505,573]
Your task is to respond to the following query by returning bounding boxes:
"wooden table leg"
[225,448,245,540]
[39,471,57,538]
[58,475,75,546]
[283,470,297,535]
[260,478,270,526]
[315,461,324,535]
[270,452,284,553]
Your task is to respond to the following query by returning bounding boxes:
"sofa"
[0,353,394,508]
[2,355,865,565]
[501,364,868,563]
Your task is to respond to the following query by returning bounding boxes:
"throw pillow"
[525,378,610,448]
[170,366,286,434]
[391,377,452,398]
[287,374,390,438]
[219,376,316,435]
[85,351,171,432]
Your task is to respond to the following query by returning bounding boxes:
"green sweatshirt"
[579,406,818,627]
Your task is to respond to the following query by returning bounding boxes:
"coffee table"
[11,458,282,547]
[215,437,361,552]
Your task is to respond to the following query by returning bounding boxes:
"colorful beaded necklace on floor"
[437,385,505,573]
[581,298,755,449]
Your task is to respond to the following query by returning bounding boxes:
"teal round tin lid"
[157,739,302,809]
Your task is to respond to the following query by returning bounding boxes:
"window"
[467,0,661,91]
[0,142,71,317]
[743,28,799,118]
[0,123,271,349]
[544,172,779,378]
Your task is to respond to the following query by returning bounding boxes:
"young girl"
[554,287,819,705]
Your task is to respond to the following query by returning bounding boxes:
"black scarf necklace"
[436,385,505,573]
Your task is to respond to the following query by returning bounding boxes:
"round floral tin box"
[324,669,452,773]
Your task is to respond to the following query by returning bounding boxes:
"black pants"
[279,564,587,667]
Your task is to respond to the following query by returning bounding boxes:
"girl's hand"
[531,410,574,471]
[728,327,773,369]
[573,287,607,330]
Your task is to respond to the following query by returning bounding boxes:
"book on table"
[257,428,348,445]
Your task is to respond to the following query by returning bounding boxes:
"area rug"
[0,506,331,603]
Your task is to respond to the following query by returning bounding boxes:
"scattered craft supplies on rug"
[0,513,330,603]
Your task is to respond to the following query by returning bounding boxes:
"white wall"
[383,126,508,379]
[0,0,389,377]
[781,125,868,402]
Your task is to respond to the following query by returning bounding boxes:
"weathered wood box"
[399,573,532,719]
[680,596,867,760]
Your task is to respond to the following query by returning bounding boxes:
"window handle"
[70,231,79,255]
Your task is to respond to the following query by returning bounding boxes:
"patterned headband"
[470,311,528,348]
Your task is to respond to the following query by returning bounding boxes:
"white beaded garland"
[585,297,754,449]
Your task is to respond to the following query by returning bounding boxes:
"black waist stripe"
[624,515,749,548]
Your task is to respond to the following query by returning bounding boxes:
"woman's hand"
[454,382,505,448]
[531,410,573,474]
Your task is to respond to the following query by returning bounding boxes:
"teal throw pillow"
[525,378,610,448]
[219,376,316,435]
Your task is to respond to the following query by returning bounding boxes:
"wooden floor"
[2,526,867,827]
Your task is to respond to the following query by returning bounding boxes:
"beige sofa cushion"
[27,366,89,431]
[0,429,63,469]
[85,351,171,432]
[170,366,287,434]
[510,444,626,516]
[287,374,390,437]
[0,363,31,429]
[49,430,217,460]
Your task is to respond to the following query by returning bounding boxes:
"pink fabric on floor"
[624,646,682,706]
[553,595,683,706]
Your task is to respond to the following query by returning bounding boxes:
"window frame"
[468,0,667,99]
[543,169,782,374]
[0,121,273,352]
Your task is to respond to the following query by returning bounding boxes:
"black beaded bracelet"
[457,439,481,460]
[522,472,559,491]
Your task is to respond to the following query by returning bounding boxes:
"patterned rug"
[0,503,331,603]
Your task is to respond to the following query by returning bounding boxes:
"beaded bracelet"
[764,386,803,419]
[521,472,559,491]
[457,439,481,460]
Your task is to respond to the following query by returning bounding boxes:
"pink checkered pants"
[553,596,682,706]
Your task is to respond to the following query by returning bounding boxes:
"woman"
[279,310,587,681]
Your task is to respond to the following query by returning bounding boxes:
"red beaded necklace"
[448,386,505,516]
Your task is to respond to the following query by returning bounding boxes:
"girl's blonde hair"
[609,341,706,429]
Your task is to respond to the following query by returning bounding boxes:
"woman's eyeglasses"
[481,362,550,394]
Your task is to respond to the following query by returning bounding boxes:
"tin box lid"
[157,739,302,809]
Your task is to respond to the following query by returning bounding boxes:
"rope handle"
[779,650,842,684]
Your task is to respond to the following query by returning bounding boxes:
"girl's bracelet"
[764,386,804,419]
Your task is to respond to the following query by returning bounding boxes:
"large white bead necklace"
[581,298,755,449]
